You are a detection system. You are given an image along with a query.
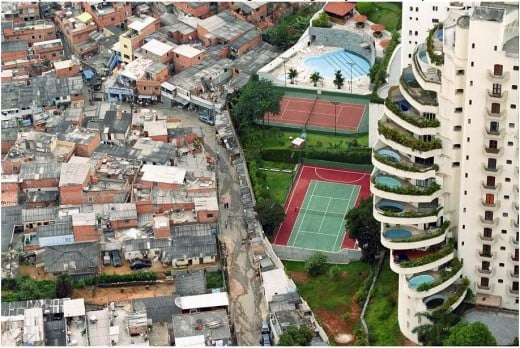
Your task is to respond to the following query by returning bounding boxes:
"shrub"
[304,252,327,276]
[356,2,375,15]
[342,311,351,321]
[329,265,342,280]
[74,279,86,289]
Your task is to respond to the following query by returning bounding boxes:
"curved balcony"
[374,199,442,225]
[475,281,494,294]
[384,94,440,136]
[400,74,439,108]
[485,126,505,140]
[481,199,501,211]
[512,252,519,263]
[382,222,450,250]
[436,280,469,312]
[487,90,508,103]
[480,216,499,227]
[406,260,463,299]
[412,43,442,93]
[483,146,502,157]
[481,164,503,175]
[371,175,441,203]
[477,250,496,260]
[509,270,518,280]
[475,265,495,276]
[481,181,501,191]
[372,150,437,181]
[487,69,509,82]
[378,121,442,157]
[390,244,455,275]
[511,236,519,245]
[478,233,498,244]
[509,286,519,296]
[486,108,505,120]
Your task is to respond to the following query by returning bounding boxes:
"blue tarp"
[83,68,95,80]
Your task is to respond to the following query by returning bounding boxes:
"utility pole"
[347,62,354,94]
[332,102,339,135]
[282,57,287,87]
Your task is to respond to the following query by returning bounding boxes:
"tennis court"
[287,180,360,252]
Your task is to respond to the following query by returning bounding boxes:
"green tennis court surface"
[288,180,360,252]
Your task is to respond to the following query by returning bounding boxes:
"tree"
[230,78,284,130]
[309,72,323,87]
[356,2,376,15]
[288,68,298,84]
[255,199,285,238]
[304,252,327,276]
[278,326,314,346]
[312,11,331,28]
[329,265,341,280]
[333,70,345,90]
[412,309,460,346]
[443,322,497,346]
[55,274,73,298]
[345,196,382,263]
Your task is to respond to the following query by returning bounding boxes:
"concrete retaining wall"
[272,244,362,264]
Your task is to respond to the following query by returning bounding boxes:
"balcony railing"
[512,253,519,262]
[511,236,519,245]
[509,287,519,295]
[378,122,442,152]
[480,216,498,226]
[439,278,470,312]
[479,233,496,242]
[486,108,505,118]
[426,23,444,66]
[415,258,462,291]
[372,176,441,196]
[413,44,442,84]
[478,250,495,259]
[481,200,500,209]
[487,90,507,100]
[484,146,501,155]
[398,243,454,268]
[475,265,493,275]
[510,271,519,279]
[373,152,438,174]
[482,164,502,174]
[487,70,510,81]
[400,76,439,106]
[485,127,504,138]
[385,98,440,128]
[481,182,501,190]
[476,282,494,291]
[384,221,450,244]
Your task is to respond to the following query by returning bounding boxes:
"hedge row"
[370,31,401,104]
[260,147,372,164]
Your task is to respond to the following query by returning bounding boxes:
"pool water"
[377,149,401,162]
[377,200,405,212]
[395,100,410,112]
[424,294,447,309]
[409,274,434,289]
[436,30,443,41]
[376,176,402,189]
[385,228,412,240]
[304,49,370,79]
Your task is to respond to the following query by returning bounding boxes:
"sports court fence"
[272,244,362,264]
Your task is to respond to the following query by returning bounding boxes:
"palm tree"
[288,68,298,84]
[333,70,345,89]
[310,72,323,87]
[412,309,460,346]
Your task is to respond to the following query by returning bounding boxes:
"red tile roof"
[324,2,356,17]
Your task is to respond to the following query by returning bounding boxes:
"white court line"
[290,181,317,247]
[279,98,290,120]
[276,166,305,244]
[312,194,351,201]
[298,230,339,237]
[316,197,332,244]
[332,185,359,251]
[307,164,370,175]
[314,167,367,184]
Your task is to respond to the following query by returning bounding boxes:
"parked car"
[130,260,152,270]
[102,252,111,266]
[260,333,271,346]
[261,321,270,335]
[111,250,122,267]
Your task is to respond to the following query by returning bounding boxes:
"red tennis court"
[273,164,372,249]
[265,96,366,132]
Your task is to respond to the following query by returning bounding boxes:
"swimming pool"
[304,49,370,79]
[376,176,402,189]
[377,200,405,213]
[419,49,428,63]
[385,228,412,240]
[377,149,401,162]
[394,100,411,112]
[436,30,443,41]
[424,294,447,309]
[409,274,434,289]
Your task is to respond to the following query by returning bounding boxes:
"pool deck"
[268,15,393,94]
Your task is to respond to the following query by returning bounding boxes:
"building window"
[511,104,517,109]
[452,162,460,167]
[509,123,516,128]
[207,213,214,218]
[513,85,518,90]
[491,103,501,114]
[494,64,503,76]
[513,65,519,71]
[508,141,514,146]
[485,194,494,205]
[453,144,461,149]
[501,229,507,234]
[507,160,513,164]
[504,195,510,199]
[456,70,465,75]
[505,178,511,182]
[470,81,473,86]
[454,125,462,131]
[492,83,502,95]
[484,211,494,221]
[498,279,503,283]
[467,137,470,142]
[455,107,463,113]
[432,18,439,23]
[471,62,474,67]
[471,43,475,48]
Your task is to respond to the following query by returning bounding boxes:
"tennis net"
[298,207,346,219]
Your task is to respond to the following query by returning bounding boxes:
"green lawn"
[365,258,406,345]
[205,271,224,289]
[264,170,293,206]
[365,3,402,32]
[283,261,371,311]
[261,161,297,170]
[251,127,369,149]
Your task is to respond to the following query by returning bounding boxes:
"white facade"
[401,1,476,70]
[373,3,519,343]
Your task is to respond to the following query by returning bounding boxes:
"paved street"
[128,102,266,345]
